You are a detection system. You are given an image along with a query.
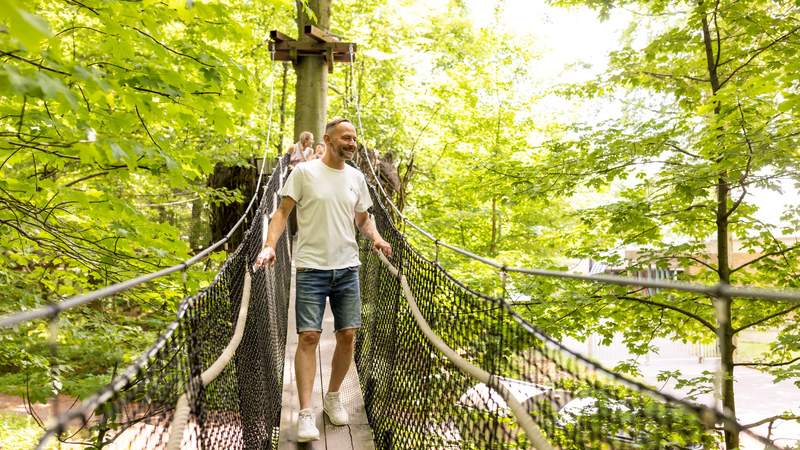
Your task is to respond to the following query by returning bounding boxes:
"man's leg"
[295,331,321,409]
[294,268,329,441]
[328,328,356,392]
[323,328,355,425]
[323,267,361,426]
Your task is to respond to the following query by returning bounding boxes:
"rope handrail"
[37,137,287,450]
[364,182,781,450]
[374,249,556,450]
[345,42,800,304]
[34,154,287,448]
[357,149,800,303]
[0,51,280,329]
[165,271,253,450]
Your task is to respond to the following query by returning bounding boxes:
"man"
[254,118,392,442]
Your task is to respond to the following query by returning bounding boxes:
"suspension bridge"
[2,143,799,449]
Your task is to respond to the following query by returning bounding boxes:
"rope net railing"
[35,155,292,450]
[356,181,777,450]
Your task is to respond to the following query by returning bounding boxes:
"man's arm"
[355,211,392,257]
[254,196,296,267]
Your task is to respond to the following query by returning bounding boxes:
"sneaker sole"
[297,434,320,443]
[323,408,349,426]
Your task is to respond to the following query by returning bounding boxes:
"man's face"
[325,122,358,160]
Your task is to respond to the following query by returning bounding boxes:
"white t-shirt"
[280,159,373,269]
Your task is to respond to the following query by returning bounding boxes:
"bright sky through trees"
[464,0,795,230]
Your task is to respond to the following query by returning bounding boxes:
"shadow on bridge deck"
[279,264,375,450]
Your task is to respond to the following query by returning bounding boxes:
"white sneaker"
[297,408,319,442]
[323,391,349,425]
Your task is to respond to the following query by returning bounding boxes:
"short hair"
[325,117,352,135]
[298,131,313,143]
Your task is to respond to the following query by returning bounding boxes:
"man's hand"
[254,245,276,269]
[373,239,392,257]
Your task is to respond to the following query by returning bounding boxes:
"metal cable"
[37,154,292,450]
[358,181,782,450]
[347,82,800,303]
[0,49,280,329]
[344,45,800,304]
[374,250,556,450]
[165,271,253,450]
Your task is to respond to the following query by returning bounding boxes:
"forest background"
[1,0,799,448]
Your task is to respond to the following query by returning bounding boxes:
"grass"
[0,412,92,450]
[0,412,46,450]
[735,341,772,364]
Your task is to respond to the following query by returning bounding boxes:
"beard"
[333,144,356,160]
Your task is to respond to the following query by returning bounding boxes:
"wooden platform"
[279,266,376,450]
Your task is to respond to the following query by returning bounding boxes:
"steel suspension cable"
[346,55,800,303]
[364,182,781,450]
[165,271,253,450]
[0,50,280,329]
[374,250,555,450]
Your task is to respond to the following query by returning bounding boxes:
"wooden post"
[295,0,327,143]
[270,1,357,145]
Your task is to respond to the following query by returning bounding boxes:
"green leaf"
[0,0,51,49]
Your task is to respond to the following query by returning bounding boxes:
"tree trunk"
[189,197,203,252]
[397,154,414,213]
[293,0,330,142]
[208,159,257,249]
[715,175,737,448]
[490,195,498,255]
[702,10,738,448]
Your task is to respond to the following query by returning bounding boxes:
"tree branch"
[741,414,800,430]
[718,24,800,90]
[677,255,718,272]
[64,0,99,15]
[133,27,215,67]
[63,172,108,187]
[713,0,721,69]
[726,100,754,219]
[132,86,174,99]
[730,243,800,274]
[87,61,131,71]
[8,141,80,160]
[734,355,800,368]
[734,303,800,333]
[606,295,717,333]
[0,147,22,171]
[665,142,702,159]
[641,71,708,83]
[0,51,71,76]
[54,26,106,37]
[135,105,163,152]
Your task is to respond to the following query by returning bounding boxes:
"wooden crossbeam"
[271,50,353,63]
[269,30,295,43]
[269,28,356,72]
[304,24,340,43]
[271,41,355,53]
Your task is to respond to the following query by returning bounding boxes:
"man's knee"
[336,328,356,345]
[298,331,321,347]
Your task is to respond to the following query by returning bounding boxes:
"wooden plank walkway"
[279,265,376,450]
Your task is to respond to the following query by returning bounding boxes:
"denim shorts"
[295,266,361,333]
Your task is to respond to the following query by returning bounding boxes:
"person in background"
[312,142,325,160]
[286,131,314,236]
[287,131,314,170]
